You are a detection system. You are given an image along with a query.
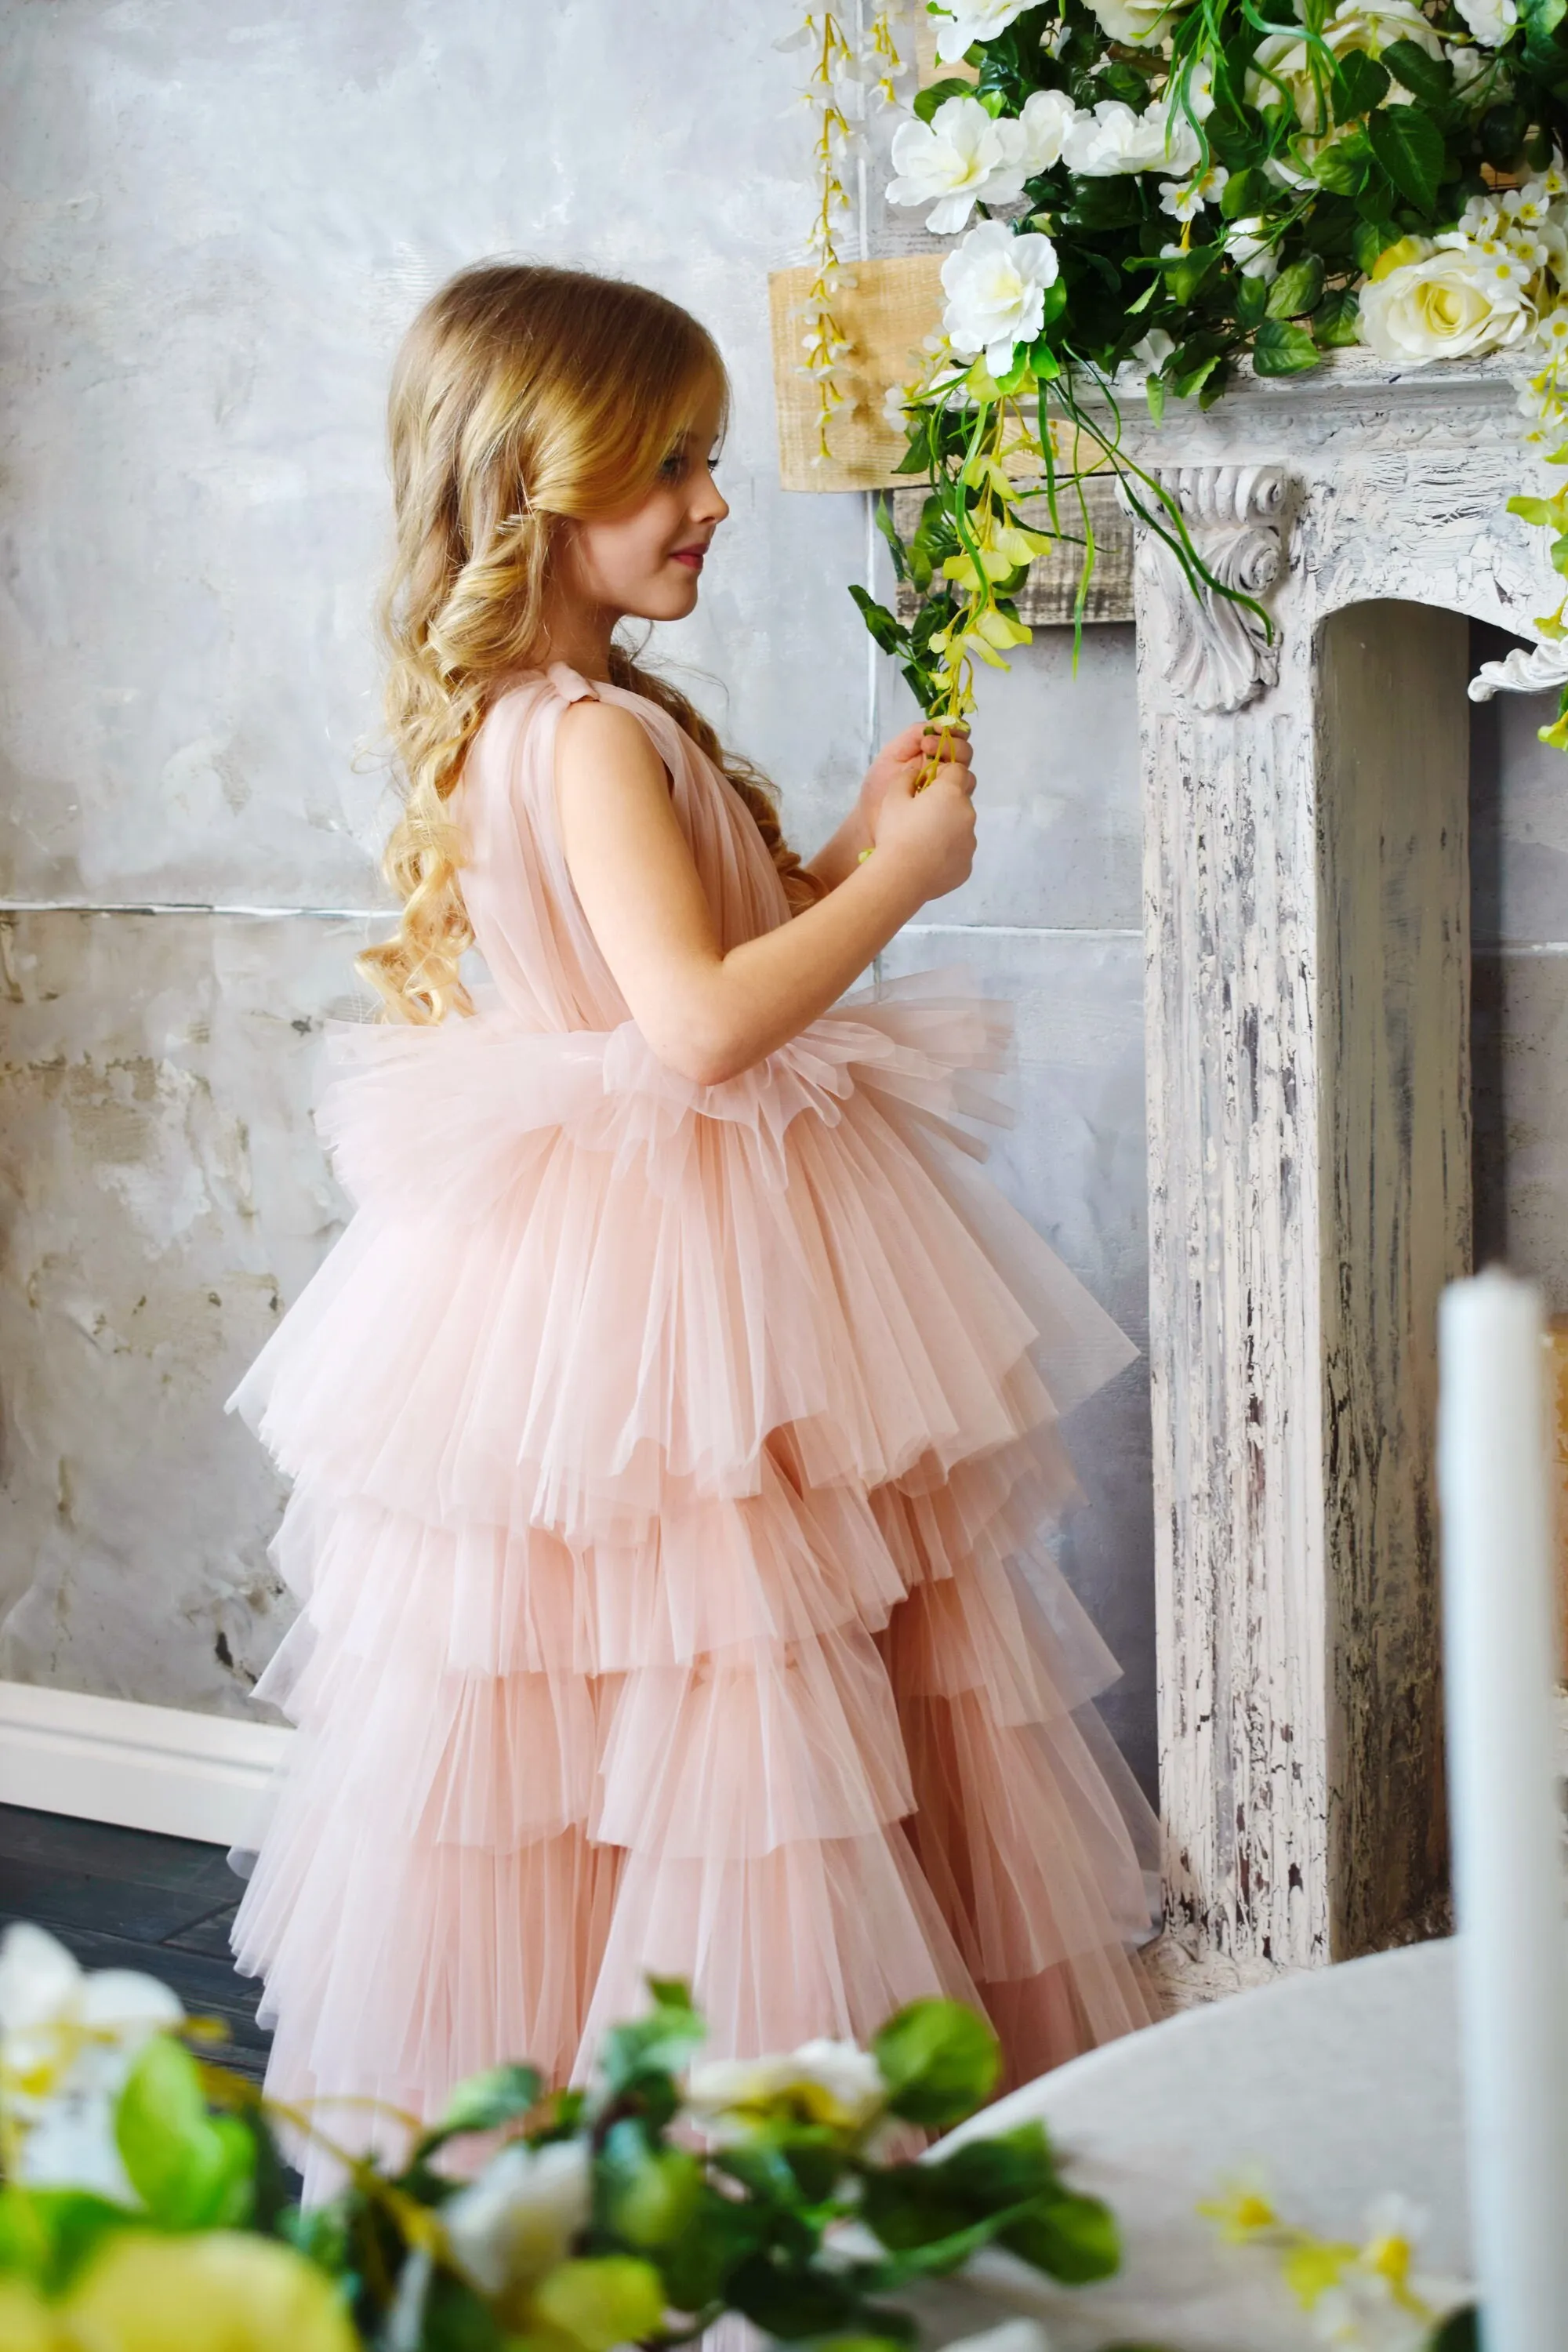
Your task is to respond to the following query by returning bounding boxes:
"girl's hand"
[870,753,978,903]
[858,720,974,835]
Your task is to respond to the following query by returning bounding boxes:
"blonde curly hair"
[361,260,822,1022]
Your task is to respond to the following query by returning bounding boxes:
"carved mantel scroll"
[1111,355,1557,1977]
[1142,462,1289,713]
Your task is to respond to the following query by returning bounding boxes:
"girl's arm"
[802,720,974,895]
[554,701,976,1086]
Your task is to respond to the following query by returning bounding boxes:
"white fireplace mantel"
[1102,350,1558,1973]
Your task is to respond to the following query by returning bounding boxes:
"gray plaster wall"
[0,2,1161,1794]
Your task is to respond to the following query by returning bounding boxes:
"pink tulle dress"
[227,659,1160,2198]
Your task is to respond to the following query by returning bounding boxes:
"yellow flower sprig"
[1200,2176,1471,2343]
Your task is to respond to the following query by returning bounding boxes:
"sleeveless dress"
[226,659,1160,2198]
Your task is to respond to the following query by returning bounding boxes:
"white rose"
[941,219,1062,374]
[928,0,1033,63]
[1454,0,1517,41]
[1012,87,1080,174]
[1357,234,1535,360]
[887,94,1029,234]
[1087,0,1194,44]
[1248,0,1444,133]
[442,2138,592,2299]
[685,2039,886,2132]
[1062,95,1201,176]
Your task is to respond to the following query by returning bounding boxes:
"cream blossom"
[940,220,1062,374]
[1248,0,1444,135]
[1226,215,1281,279]
[1132,326,1176,368]
[1161,161,1229,219]
[1357,233,1534,361]
[1086,0,1193,43]
[0,1921,185,2204]
[685,2038,887,2133]
[927,0,1033,64]
[1062,94,1201,176]
[441,2137,593,2299]
[1013,86,1079,174]
[887,95,1029,234]
[1454,0,1517,42]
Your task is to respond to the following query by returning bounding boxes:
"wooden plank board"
[769,252,947,492]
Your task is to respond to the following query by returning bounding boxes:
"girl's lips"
[671,548,705,569]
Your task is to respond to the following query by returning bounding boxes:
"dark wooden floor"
[0,1803,271,2084]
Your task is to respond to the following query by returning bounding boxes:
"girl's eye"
[659,450,686,480]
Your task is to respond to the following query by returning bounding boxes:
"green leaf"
[1430,2310,1480,2352]
[0,2189,134,2298]
[1523,0,1568,42]
[598,2121,702,2250]
[1145,372,1166,423]
[848,583,912,659]
[1312,284,1363,347]
[1331,49,1391,120]
[1251,318,1322,376]
[1171,350,1222,400]
[1221,165,1270,218]
[725,2255,871,2341]
[1508,494,1564,524]
[1000,2189,1122,2284]
[1352,213,1405,273]
[532,2256,666,2352]
[1385,38,1455,104]
[435,2063,542,2139]
[871,494,909,583]
[913,76,981,123]
[1163,243,1221,304]
[1367,103,1445,212]
[936,2123,1059,2207]
[1265,253,1325,318]
[1312,125,1373,194]
[114,2035,254,2231]
[1234,270,1270,328]
[872,2000,1000,2126]
[1064,175,1145,230]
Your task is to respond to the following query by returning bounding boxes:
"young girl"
[227,261,1158,2196]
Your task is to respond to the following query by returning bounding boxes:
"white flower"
[685,2038,887,2133]
[1357,234,1535,361]
[1454,0,1517,42]
[1226,216,1280,279]
[1086,0,1196,42]
[1248,0,1444,135]
[0,1922,183,2116]
[942,2325,1052,2352]
[1161,161,1229,218]
[0,1922,184,2204]
[1133,327,1176,368]
[887,95,1029,234]
[940,219,1061,374]
[1013,87,1079,174]
[1449,41,1487,85]
[442,2138,592,2299]
[1062,94,1201,176]
[928,0,1033,63]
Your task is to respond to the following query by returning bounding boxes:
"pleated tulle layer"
[226,962,1159,2201]
[228,975,1137,1546]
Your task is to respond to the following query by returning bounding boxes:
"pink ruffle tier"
[225,666,1160,2201]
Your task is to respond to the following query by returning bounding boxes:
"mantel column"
[1136,464,1468,1969]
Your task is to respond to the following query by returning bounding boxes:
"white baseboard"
[0,1680,293,1849]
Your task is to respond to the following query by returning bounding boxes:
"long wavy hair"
[361,260,822,1022]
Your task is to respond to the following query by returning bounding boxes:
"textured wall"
[0,2,1160,1793]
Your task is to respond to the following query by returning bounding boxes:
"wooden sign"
[768,252,946,492]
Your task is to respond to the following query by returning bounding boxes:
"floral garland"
[0,1919,1125,2352]
[778,9,913,463]
[851,0,1568,751]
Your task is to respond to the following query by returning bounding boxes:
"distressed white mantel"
[1105,351,1558,1971]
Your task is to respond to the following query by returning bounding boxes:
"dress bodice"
[456,660,793,1032]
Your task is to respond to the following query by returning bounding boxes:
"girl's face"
[561,379,729,628]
